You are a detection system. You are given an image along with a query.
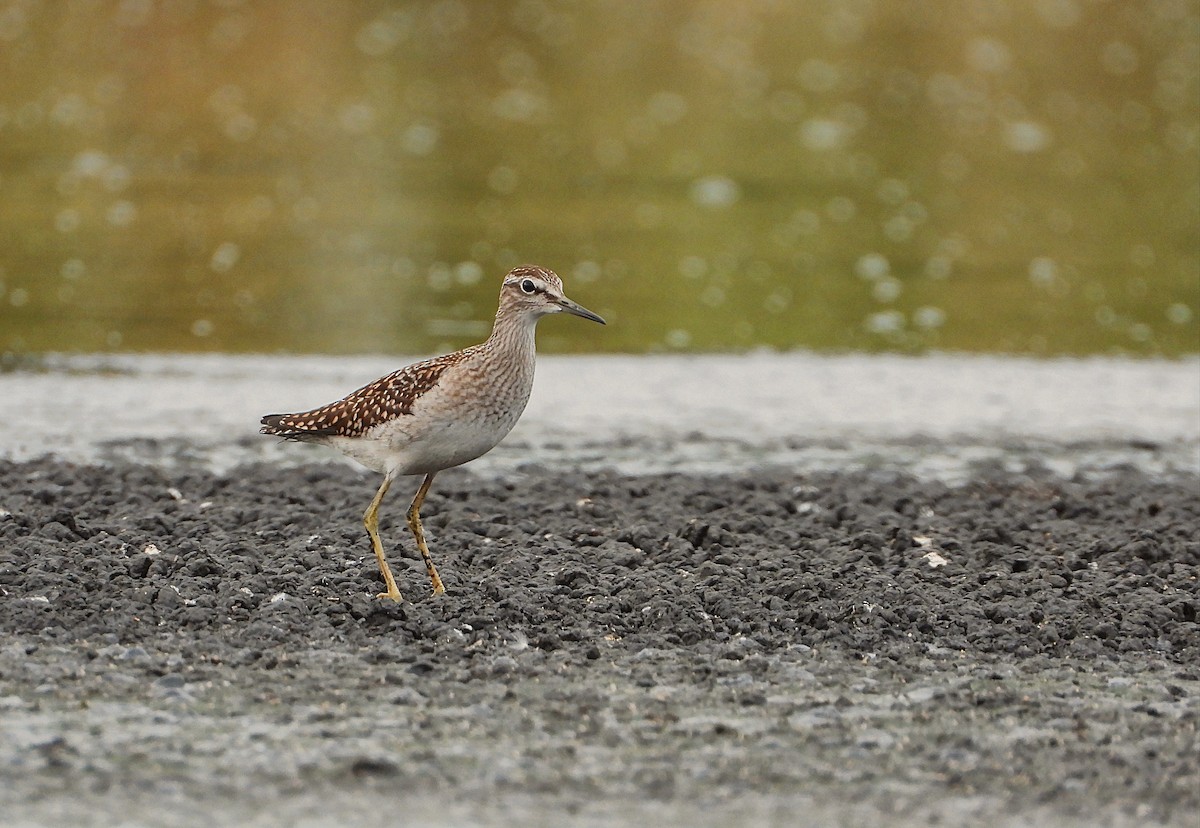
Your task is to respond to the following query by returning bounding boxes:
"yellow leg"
[407,472,446,595]
[363,475,402,602]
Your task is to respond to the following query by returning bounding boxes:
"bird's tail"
[260,413,332,442]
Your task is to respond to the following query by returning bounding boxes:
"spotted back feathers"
[260,350,471,441]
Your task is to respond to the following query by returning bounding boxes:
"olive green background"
[1,1,1197,356]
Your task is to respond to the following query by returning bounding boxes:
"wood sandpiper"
[260,265,605,601]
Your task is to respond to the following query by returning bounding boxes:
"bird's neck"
[486,307,539,358]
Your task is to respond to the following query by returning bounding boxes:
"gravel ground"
[0,455,1197,827]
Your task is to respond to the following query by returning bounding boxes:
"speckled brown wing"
[260,351,471,441]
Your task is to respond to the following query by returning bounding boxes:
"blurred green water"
[0,0,1197,356]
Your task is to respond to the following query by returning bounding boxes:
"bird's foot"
[376,589,403,602]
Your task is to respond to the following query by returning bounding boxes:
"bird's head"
[499,265,605,325]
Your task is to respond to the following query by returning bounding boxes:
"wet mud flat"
[0,455,1197,827]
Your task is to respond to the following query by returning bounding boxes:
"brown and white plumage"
[260,265,604,601]
[260,355,468,440]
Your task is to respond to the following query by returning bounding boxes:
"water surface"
[2,353,1196,481]
[1,1,1196,355]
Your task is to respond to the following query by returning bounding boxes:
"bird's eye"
[520,278,537,294]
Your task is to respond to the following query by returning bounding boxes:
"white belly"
[319,342,535,478]
[393,416,515,475]
[327,385,530,477]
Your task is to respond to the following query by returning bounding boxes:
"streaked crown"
[503,265,562,293]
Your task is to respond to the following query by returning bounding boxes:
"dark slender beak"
[558,296,606,325]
